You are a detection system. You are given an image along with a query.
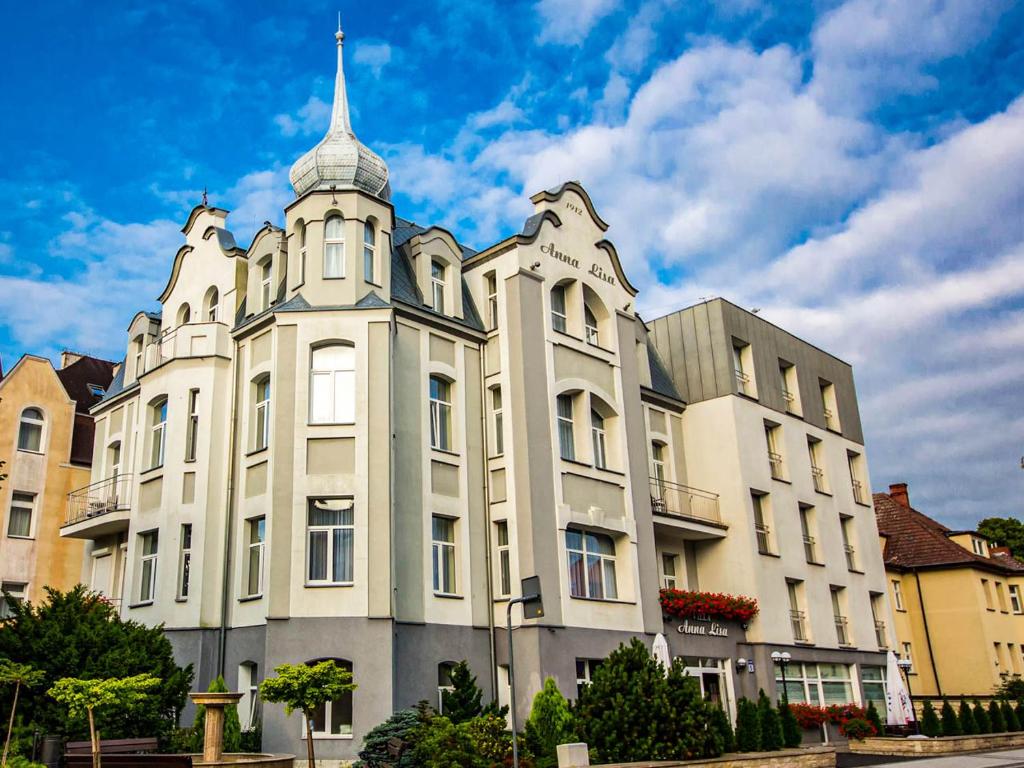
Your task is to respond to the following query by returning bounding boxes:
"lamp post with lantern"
[897,657,919,734]
[770,651,793,703]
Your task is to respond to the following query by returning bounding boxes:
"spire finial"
[336,12,344,43]
[201,186,208,207]
[329,16,352,135]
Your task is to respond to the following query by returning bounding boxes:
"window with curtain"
[363,220,376,283]
[432,516,456,594]
[556,394,575,461]
[551,285,567,333]
[431,260,446,313]
[254,377,271,451]
[590,409,607,469]
[324,215,345,278]
[7,492,35,538]
[310,344,356,424]
[566,529,617,599]
[17,408,44,452]
[306,499,354,585]
[139,530,159,603]
[150,398,168,469]
[246,516,266,596]
[306,659,353,736]
[429,376,452,451]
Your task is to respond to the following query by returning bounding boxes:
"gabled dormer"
[245,224,287,317]
[405,226,466,320]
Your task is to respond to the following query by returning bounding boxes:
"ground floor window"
[861,665,886,711]
[238,662,260,731]
[305,659,353,737]
[774,661,855,705]
[575,658,603,697]
[0,582,27,618]
[437,662,456,712]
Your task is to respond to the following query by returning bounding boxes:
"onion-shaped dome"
[289,25,391,201]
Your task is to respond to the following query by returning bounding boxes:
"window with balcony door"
[751,492,773,555]
[363,220,376,283]
[108,441,121,479]
[7,492,35,539]
[253,376,271,452]
[429,376,453,451]
[765,422,784,480]
[149,398,168,469]
[799,504,818,564]
[807,437,827,493]
[431,260,446,313]
[831,587,851,646]
[550,285,568,333]
[138,531,159,603]
[324,215,345,278]
[185,389,199,461]
[556,394,575,461]
[840,516,857,571]
[787,580,808,642]
[177,524,192,600]
[310,343,356,424]
[651,442,667,504]
[566,529,617,600]
[17,408,44,452]
[847,450,866,504]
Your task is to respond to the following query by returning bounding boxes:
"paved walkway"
[840,748,1024,768]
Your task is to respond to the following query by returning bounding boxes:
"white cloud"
[274,95,331,138]
[535,0,618,45]
[352,41,394,78]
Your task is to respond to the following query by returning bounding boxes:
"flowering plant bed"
[788,703,874,736]
[659,588,759,622]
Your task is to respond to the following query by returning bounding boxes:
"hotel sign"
[540,242,617,287]
[676,613,729,638]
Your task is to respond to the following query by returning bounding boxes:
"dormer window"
[324,215,345,278]
[260,260,273,310]
[584,304,599,345]
[363,220,376,284]
[133,335,145,379]
[431,260,446,314]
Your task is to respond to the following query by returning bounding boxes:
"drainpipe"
[390,314,399,711]
[479,340,498,698]
[217,337,242,678]
[913,569,942,697]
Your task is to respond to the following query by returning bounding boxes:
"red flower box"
[658,588,759,623]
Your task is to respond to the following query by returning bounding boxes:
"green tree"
[1,661,45,768]
[1017,702,1024,730]
[48,675,160,768]
[353,708,422,768]
[463,714,516,765]
[734,698,761,752]
[710,706,734,753]
[662,664,720,759]
[190,676,241,753]
[523,678,574,767]
[259,661,356,768]
[973,700,991,734]
[977,518,1024,561]
[411,715,485,768]
[756,690,782,751]
[0,587,191,743]
[940,700,961,736]
[865,701,884,737]
[1002,700,1019,732]
[959,700,977,734]
[989,700,1006,733]
[995,675,1024,701]
[779,702,802,748]
[439,662,485,725]
[920,701,940,737]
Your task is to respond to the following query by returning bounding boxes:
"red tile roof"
[55,355,116,466]
[874,492,1024,573]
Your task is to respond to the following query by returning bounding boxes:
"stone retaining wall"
[849,731,1024,755]
[593,746,835,767]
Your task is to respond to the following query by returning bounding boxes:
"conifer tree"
[940,700,961,736]
[756,690,782,751]
[865,701,884,737]
[959,700,977,734]
[779,701,802,748]
[1016,701,1024,731]
[920,701,940,737]
[709,706,734,753]
[439,661,484,725]
[974,700,991,734]
[662,662,720,759]
[191,675,241,753]
[989,700,1006,733]
[734,698,761,752]
[523,678,575,768]
[1002,700,1020,732]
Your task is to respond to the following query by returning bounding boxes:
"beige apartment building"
[63,25,894,761]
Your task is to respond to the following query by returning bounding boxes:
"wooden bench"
[65,738,191,768]
[66,739,159,755]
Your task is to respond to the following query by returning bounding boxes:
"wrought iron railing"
[650,478,721,525]
[835,615,851,646]
[875,620,888,649]
[768,451,785,480]
[755,523,772,554]
[851,478,866,504]
[66,474,133,527]
[803,535,817,563]
[791,610,808,642]
[811,465,827,493]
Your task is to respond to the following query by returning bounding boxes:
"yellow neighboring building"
[875,482,1024,698]
[0,352,115,614]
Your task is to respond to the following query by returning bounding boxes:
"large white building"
[62,25,895,763]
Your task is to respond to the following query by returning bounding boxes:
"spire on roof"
[330,14,353,136]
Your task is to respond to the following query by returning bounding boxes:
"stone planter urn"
[190,691,244,763]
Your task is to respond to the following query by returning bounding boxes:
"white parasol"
[652,633,672,676]
[885,650,916,726]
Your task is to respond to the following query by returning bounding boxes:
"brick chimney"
[60,350,83,369]
[991,546,1012,557]
[889,482,909,507]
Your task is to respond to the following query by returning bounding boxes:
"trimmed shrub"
[920,701,940,737]
[710,706,735,753]
[989,700,1006,733]
[463,714,516,765]
[779,701,802,748]
[1002,700,1020,732]
[865,701,884,737]
[841,718,875,741]
[735,698,761,752]
[940,700,961,737]
[974,700,991,734]
[959,700,978,734]
[523,678,574,768]
[757,690,782,751]
[412,715,486,768]
[354,708,422,768]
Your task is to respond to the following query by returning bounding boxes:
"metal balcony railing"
[875,620,888,649]
[755,523,772,555]
[791,610,808,642]
[835,615,851,646]
[851,478,866,505]
[735,369,751,396]
[811,465,827,493]
[823,407,839,431]
[781,388,797,412]
[650,478,721,525]
[844,544,858,571]
[66,474,133,527]
[803,535,818,564]
[768,451,785,480]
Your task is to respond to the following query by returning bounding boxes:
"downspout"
[391,314,399,711]
[217,337,242,678]
[913,568,942,697]
[479,342,498,699]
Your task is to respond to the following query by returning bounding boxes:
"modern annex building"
[63,27,895,762]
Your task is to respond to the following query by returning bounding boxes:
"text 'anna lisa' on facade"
[60,22,896,761]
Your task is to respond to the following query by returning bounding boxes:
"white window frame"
[1010,584,1023,615]
[17,408,44,452]
[177,524,192,600]
[431,260,446,313]
[254,377,271,451]
[590,408,607,469]
[150,399,168,469]
[661,552,678,589]
[246,516,266,597]
[0,582,27,619]
[566,528,617,600]
[432,515,457,595]
[324,215,346,279]
[892,579,905,610]
[306,499,355,586]
[303,659,354,737]
[429,376,453,452]
[260,260,273,310]
[185,389,199,462]
[206,287,220,323]
[7,492,35,539]
[486,272,498,330]
[491,387,504,456]
[584,304,599,345]
[238,662,260,731]
[902,642,913,671]
[298,224,307,285]
[310,344,356,425]
[363,220,376,283]
[556,394,575,461]
[495,521,511,598]
[551,285,567,333]
[575,658,602,697]
[138,531,159,604]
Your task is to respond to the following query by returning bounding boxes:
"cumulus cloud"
[274,95,331,138]
[352,40,394,78]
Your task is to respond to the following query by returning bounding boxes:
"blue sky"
[1,0,1023,529]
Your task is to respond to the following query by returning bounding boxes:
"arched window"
[260,259,273,310]
[133,334,146,379]
[297,220,308,284]
[429,375,452,451]
[324,215,345,278]
[149,397,168,469]
[17,408,44,452]
[363,220,376,283]
[108,440,122,479]
[431,260,446,313]
[584,304,599,345]
[590,408,607,469]
[550,285,567,333]
[306,659,354,736]
[177,303,191,326]
[253,376,271,451]
[310,344,356,424]
[205,287,220,323]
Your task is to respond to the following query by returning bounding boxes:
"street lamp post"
[897,658,919,734]
[770,651,792,704]
[506,577,543,768]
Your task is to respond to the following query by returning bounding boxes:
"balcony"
[791,610,808,642]
[62,474,133,539]
[834,615,851,646]
[811,465,827,493]
[650,478,725,538]
[768,451,785,480]
[875,620,888,649]
[142,322,231,373]
[803,535,818,564]
[851,478,866,505]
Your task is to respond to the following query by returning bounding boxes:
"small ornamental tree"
[48,675,160,768]
[523,678,574,767]
[865,701,884,737]
[1003,700,1020,732]
[973,700,991,734]
[710,707,734,753]
[757,690,782,751]
[190,676,241,753]
[734,698,761,752]
[259,661,356,768]
[779,701,802,748]
[989,700,1006,733]
[353,707,421,768]
[959,700,977,734]
[920,701,940,737]
[940,700,961,736]
[1,661,45,768]
[439,662,484,725]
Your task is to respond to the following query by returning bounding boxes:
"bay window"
[429,376,453,451]
[310,344,356,424]
[432,516,457,595]
[324,215,345,278]
[306,499,354,585]
[566,529,617,599]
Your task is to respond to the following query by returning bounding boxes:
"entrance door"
[684,663,726,707]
